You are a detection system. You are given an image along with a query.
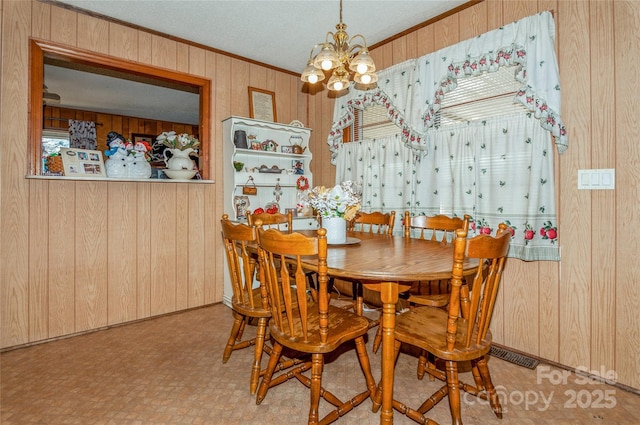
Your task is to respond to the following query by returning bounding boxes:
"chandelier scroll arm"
[346,34,368,54]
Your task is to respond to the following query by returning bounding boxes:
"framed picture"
[131,133,155,144]
[132,133,162,161]
[248,87,277,122]
[292,159,304,175]
[60,147,106,177]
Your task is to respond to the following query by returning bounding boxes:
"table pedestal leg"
[380,282,398,425]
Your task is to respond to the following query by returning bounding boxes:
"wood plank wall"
[0,1,306,348]
[305,0,640,390]
[43,105,199,153]
[2,0,639,392]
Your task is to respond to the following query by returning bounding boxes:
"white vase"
[164,148,194,170]
[322,216,347,244]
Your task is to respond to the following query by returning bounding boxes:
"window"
[435,66,526,127]
[346,65,558,261]
[358,66,526,134]
[358,104,400,140]
[42,129,70,155]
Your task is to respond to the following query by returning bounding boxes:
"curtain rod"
[43,116,103,126]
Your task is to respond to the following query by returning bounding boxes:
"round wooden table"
[299,231,478,425]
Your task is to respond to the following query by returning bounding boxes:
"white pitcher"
[164,148,194,170]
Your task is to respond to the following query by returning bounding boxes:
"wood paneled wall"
[43,105,199,153]
[0,1,306,348]
[305,0,640,390]
[2,0,638,392]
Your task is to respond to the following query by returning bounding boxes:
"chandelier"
[300,0,378,91]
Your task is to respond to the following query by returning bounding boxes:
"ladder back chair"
[220,214,271,395]
[372,223,512,425]
[255,225,376,425]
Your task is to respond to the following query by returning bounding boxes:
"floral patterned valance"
[329,11,567,164]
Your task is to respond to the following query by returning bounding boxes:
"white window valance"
[329,11,567,164]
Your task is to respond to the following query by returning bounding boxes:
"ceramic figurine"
[105,149,131,178]
[129,141,152,178]
[104,131,127,157]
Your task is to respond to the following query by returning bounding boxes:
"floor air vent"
[489,346,539,369]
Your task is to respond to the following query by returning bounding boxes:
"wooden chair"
[250,210,320,296]
[220,214,271,395]
[247,210,293,233]
[345,210,396,316]
[403,212,471,309]
[372,212,470,354]
[349,210,396,235]
[255,225,376,425]
[372,223,512,425]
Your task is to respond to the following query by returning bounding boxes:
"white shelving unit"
[222,116,319,307]
[222,116,316,223]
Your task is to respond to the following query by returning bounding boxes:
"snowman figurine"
[105,132,131,178]
[129,141,152,178]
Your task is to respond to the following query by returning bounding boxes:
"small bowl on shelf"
[163,169,198,180]
[233,161,244,171]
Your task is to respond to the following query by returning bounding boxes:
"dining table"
[295,230,479,425]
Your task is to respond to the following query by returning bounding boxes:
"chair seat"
[231,288,271,318]
[394,306,492,362]
[269,305,371,354]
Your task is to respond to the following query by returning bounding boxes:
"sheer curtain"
[336,114,558,260]
[416,113,559,261]
[335,134,413,231]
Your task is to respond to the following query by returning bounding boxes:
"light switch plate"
[578,169,615,190]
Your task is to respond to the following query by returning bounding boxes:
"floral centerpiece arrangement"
[297,180,361,220]
[155,131,200,154]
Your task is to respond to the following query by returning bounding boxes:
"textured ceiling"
[45,0,469,124]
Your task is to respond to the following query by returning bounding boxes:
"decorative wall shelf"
[222,116,314,221]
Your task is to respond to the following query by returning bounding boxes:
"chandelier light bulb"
[308,74,319,84]
[321,59,334,71]
[356,62,368,74]
[333,81,344,91]
[359,73,371,84]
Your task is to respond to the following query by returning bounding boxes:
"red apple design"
[540,228,546,236]
[481,227,492,235]
[525,229,535,240]
[546,228,557,239]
